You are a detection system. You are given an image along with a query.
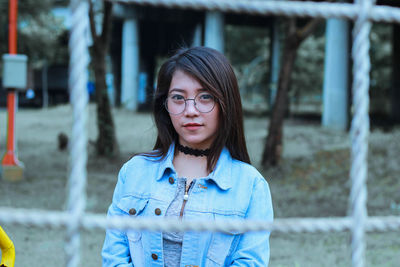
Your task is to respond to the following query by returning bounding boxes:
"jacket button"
[155,208,162,216]
[169,177,175,184]
[151,253,158,260]
[128,208,136,215]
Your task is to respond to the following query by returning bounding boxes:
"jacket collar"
[207,147,233,190]
[156,143,176,181]
[156,144,233,190]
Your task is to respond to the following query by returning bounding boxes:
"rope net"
[1,0,400,267]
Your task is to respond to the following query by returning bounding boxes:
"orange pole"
[3,93,19,165]
[2,0,20,166]
[9,0,17,55]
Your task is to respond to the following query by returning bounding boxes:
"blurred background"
[0,0,399,266]
[0,0,398,119]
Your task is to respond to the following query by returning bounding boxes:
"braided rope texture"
[350,1,376,267]
[0,0,398,267]
[66,0,89,267]
[114,0,400,22]
[0,208,400,233]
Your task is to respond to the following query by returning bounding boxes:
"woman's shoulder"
[219,158,272,216]
[227,159,271,198]
[219,148,266,184]
[119,152,164,180]
[115,152,164,194]
[124,151,163,167]
[231,158,265,182]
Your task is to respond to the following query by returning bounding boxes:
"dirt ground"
[0,104,399,267]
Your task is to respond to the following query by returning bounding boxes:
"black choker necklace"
[176,142,210,157]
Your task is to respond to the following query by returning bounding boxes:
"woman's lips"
[183,123,202,131]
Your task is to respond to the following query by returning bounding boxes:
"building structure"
[4,0,398,127]
[112,3,272,111]
[111,0,400,129]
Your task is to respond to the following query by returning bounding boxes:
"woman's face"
[167,70,219,150]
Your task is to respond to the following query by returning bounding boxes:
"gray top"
[163,177,193,267]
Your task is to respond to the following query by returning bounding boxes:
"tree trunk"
[392,24,400,123]
[262,29,299,166]
[93,45,118,155]
[262,18,322,167]
[89,0,118,156]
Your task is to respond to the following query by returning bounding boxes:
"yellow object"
[0,226,15,267]
[2,164,25,182]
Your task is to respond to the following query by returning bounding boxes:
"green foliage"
[370,23,392,114]
[225,20,393,115]
[0,0,53,20]
[225,25,269,66]
[0,0,68,71]
[291,33,325,101]
[225,21,326,110]
[19,13,68,66]
[225,25,270,105]
[370,24,392,91]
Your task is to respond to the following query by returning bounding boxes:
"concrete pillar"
[204,11,224,52]
[392,24,400,122]
[322,18,350,131]
[121,17,139,111]
[192,24,202,47]
[269,18,280,107]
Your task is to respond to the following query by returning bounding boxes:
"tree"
[88,0,118,156]
[262,18,322,167]
[0,0,68,70]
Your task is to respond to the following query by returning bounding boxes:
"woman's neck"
[173,151,209,180]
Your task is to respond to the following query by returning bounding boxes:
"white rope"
[1,208,400,233]
[0,0,398,266]
[350,0,375,267]
[112,0,400,23]
[66,0,89,267]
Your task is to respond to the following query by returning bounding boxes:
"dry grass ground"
[0,104,399,266]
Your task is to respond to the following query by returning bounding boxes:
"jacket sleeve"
[102,164,134,267]
[229,178,274,267]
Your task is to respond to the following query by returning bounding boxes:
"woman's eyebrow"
[169,88,206,93]
[169,88,185,93]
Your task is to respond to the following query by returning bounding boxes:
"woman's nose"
[184,99,199,115]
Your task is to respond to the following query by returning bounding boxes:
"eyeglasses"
[165,92,216,115]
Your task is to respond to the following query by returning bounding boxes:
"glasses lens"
[165,93,216,114]
[195,92,215,113]
[166,94,185,114]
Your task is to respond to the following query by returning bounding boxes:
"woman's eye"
[171,94,184,101]
[199,94,213,100]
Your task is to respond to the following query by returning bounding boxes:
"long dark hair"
[150,46,250,171]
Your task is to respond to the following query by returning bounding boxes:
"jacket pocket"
[126,230,142,242]
[206,213,243,266]
[127,229,145,266]
[116,195,149,216]
[116,196,149,266]
[116,196,149,241]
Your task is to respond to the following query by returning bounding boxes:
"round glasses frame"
[164,93,216,115]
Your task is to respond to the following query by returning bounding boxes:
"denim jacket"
[102,144,273,267]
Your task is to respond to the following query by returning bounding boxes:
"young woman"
[102,46,273,266]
